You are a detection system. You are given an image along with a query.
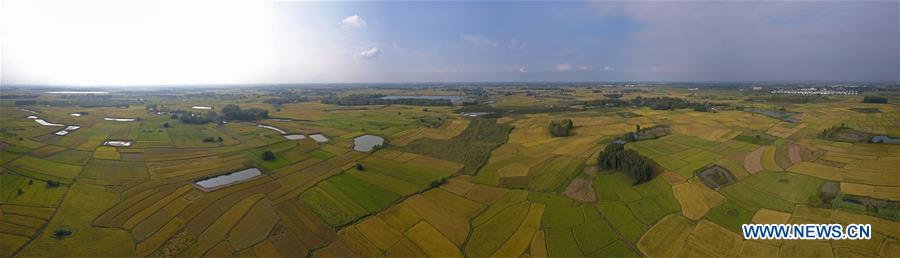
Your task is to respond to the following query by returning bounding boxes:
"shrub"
[262,150,276,161]
[53,229,73,239]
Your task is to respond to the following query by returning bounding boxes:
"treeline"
[178,111,218,124]
[597,143,654,185]
[863,96,888,104]
[263,96,316,105]
[172,104,268,124]
[548,119,573,137]
[321,94,453,106]
[583,96,727,112]
[222,104,269,121]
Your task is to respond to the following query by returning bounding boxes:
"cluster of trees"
[168,104,268,125]
[177,111,219,124]
[262,150,276,161]
[597,143,654,185]
[321,94,453,106]
[863,96,888,104]
[548,119,574,137]
[222,104,269,121]
[202,137,223,143]
[13,100,37,106]
[583,96,726,112]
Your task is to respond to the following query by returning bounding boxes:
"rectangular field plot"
[5,155,82,183]
[298,154,455,227]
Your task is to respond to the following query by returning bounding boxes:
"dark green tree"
[262,150,276,161]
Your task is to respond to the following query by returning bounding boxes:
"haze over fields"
[2,0,898,86]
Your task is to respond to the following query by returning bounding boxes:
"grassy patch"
[399,118,511,175]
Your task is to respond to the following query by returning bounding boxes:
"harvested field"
[563,177,596,202]
[744,147,764,174]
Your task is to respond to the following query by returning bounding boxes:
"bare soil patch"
[788,144,802,164]
[564,177,596,203]
[744,147,764,174]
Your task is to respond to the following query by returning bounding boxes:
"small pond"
[194,168,262,191]
[257,124,287,134]
[353,135,385,152]
[192,106,214,110]
[103,140,133,147]
[35,119,64,127]
[310,134,329,142]
[105,117,136,122]
[872,135,900,144]
[284,134,306,140]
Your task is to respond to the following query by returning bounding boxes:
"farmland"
[0,83,898,258]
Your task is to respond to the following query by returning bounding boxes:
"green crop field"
[0,82,897,258]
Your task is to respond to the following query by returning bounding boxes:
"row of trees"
[321,94,454,106]
[548,119,574,137]
[583,96,726,112]
[222,104,269,121]
[171,104,269,124]
[597,143,654,185]
[863,96,888,104]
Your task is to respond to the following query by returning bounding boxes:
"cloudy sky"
[2,1,898,86]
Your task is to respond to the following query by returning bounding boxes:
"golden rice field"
[0,86,898,257]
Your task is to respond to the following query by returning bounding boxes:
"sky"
[2,0,898,86]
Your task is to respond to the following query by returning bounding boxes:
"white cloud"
[555,64,572,71]
[508,38,525,50]
[556,63,593,71]
[354,47,381,59]
[460,34,499,47]
[518,67,528,74]
[341,14,367,28]
[602,65,614,71]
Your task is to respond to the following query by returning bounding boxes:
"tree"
[163,122,170,128]
[636,124,641,134]
[356,163,365,171]
[170,114,178,119]
[47,180,60,188]
[262,150,276,161]
[16,188,23,195]
[53,229,73,239]
[548,118,574,137]
[28,179,33,185]
[217,137,223,142]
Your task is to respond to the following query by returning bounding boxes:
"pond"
[192,106,214,110]
[284,134,306,140]
[461,112,492,117]
[35,119,64,127]
[353,135,385,152]
[103,140,133,147]
[194,168,262,191]
[105,117,136,122]
[872,135,900,144]
[257,124,287,134]
[309,134,329,142]
[745,109,800,122]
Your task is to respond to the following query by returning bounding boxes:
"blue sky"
[2,1,898,85]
